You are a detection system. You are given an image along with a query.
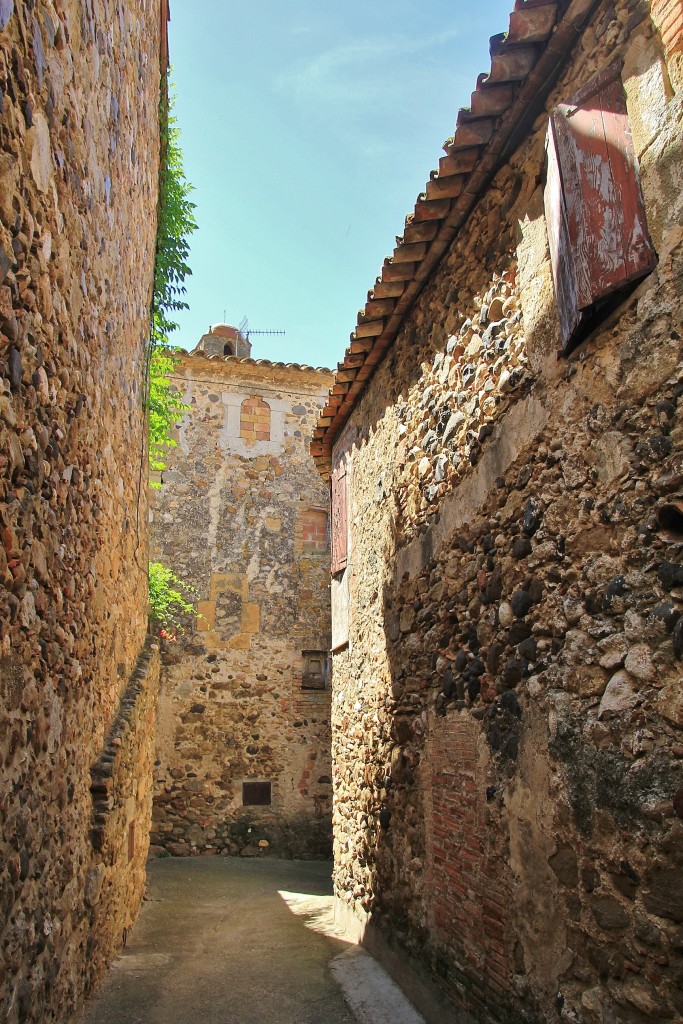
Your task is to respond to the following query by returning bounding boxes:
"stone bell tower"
[193,323,252,359]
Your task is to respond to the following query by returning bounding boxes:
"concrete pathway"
[82,857,425,1024]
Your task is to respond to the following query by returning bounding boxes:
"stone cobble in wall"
[151,353,334,859]
[395,258,528,536]
[87,643,160,989]
[330,5,683,1022]
[0,2,161,1021]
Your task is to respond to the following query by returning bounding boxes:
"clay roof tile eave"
[312,0,601,480]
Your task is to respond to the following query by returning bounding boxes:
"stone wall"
[328,4,683,1022]
[0,2,162,1021]
[150,348,335,859]
[88,642,160,973]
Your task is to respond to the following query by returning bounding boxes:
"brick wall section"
[329,3,683,1022]
[240,395,271,441]
[426,717,514,1019]
[0,1,162,1021]
[651,0,683,54]
[150,354,335,858]
[300,506,329,554]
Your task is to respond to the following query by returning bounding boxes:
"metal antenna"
[235,316,286,344]
[245,329,286,341]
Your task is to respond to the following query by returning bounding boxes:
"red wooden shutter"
[330,463,347,575]
[545,62,657,352]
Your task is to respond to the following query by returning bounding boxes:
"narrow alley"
[2,2,683,1022]
[82,859,425,1024]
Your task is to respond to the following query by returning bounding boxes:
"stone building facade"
[0,2,164,1022]
[150,337,335,858]
[313,1,683,1022]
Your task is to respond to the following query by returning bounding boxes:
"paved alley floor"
[82,857,424,1024]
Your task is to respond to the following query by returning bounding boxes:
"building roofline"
[311,0,601,479]
[178,349,333,376]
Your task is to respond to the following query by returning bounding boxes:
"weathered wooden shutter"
[330,463,347,575]
[545,61,657,353]
[545,119,584,349]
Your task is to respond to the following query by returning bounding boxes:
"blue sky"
[168,1,514,368]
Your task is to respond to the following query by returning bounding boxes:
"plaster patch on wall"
[196,572,260,651]
[247,550,261,583]
[207,458,229,562]
[178,379,193,456]
[196,573,264,651]
[331,570,350,652]
[506,709,569,999]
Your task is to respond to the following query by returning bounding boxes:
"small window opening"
[302,650,327,690]
[224,342,235,356]
[243,781,271,806]
[657,502,683,541]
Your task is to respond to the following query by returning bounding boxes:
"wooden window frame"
[330,463,348,576]
[544,60,657,354]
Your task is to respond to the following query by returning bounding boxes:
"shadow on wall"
[361,284,682,1023]
[330,35,683,1023]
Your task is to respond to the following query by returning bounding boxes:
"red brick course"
[651,0,683,54]
[426,716,514,1018]
[240,396,271,441]
[300,507,328,554]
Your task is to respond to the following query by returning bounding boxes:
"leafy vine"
[148,74,198,632]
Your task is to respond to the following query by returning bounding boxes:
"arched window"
[240,396,271,442]
[223,341,235,356]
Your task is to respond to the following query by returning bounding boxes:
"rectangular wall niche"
[302,650,327,690]
[242,781,272,806]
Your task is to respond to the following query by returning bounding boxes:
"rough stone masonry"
[150,334,335,859]
[315,1,683,1022]
[0,2,164,1022]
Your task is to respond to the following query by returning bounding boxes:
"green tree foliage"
[148,561,199,637]
[148,76,197,483]
[152,77,197,348]
[148,76,198,631]
[148,346,186,484]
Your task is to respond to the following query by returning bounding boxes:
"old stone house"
[313,1,683,1022]
[0,1,166,1022]
[150,330,334,858]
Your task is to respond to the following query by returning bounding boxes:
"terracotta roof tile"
[191,351,331,374]
[312,0,601,479]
